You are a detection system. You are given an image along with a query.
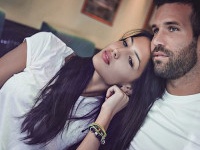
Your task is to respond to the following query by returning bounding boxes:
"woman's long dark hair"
[98,30,166,150]
[21,56,102,144]
[100,61,166,150]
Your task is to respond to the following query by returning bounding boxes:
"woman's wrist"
[95,107,114,130]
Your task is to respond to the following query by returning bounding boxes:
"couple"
[0,0,200,149]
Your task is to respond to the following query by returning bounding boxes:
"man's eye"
[129,56,133,68]
[123,40,128,47]
[169,26,179,32]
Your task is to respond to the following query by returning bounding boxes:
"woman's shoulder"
[29,32,65,45]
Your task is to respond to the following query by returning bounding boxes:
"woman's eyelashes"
[129,56,134,68]
[121,39,134,68]
[122,39,128,47]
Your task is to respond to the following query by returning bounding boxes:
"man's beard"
[152,39,197,80]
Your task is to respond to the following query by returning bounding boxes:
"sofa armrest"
[0,10,5,38]
[0,19,39,57]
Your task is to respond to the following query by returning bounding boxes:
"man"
[129,0,200,149]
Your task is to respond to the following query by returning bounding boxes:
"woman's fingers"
[106,85,122,99]
[103,85,130,116]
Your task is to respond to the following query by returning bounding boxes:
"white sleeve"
[25,32,74,68]
[24,32,74,84]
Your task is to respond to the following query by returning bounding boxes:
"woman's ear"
[120,83,133,96]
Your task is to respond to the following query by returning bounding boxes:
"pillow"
[0,10,5,38]
[40,22,58,34]
[40,22,95,57]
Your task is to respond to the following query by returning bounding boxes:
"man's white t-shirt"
[0,32,101,150]
[129,91,200,150]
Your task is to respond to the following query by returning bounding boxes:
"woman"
[0,29,162,150]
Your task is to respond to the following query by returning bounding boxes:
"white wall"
[0,0,153,49]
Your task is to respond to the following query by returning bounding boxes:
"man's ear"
[198,36,200,51]
[197,36,200,59]
[120,83,133,96]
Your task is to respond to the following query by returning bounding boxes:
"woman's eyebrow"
[134,51,141,67]
[131,36,134,44]
[130,36,140,67]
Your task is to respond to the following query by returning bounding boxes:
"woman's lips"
[102,50,110,65]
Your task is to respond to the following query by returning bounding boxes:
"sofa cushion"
[40,22,95,57]
[0,10,5,38]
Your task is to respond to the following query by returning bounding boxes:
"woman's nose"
[112,48,120,59]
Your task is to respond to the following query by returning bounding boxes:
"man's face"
[151,3,198,79]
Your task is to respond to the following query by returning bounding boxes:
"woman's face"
[93,36,151,85]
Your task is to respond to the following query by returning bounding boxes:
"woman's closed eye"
[122,39,128,47]
[129,56,134,68]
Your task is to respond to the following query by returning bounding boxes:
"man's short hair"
[154,0,200,38]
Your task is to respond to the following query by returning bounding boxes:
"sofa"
[0,10,5,38]
[0,10,97,58]
[40,22,96,57]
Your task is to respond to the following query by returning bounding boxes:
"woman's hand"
[102,85,129,118]
[77,85,130,150]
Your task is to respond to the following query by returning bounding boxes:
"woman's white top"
[0,32,101,150]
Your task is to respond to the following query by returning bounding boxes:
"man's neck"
[166,65,200,96]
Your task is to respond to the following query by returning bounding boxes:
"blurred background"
[0,0,154,55]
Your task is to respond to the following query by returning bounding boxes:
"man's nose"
[151,31,165,49]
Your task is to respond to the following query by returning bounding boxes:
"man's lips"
[152,51,168,58]
[102,50,110,65]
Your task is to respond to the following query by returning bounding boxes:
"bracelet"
[89,122,107,145]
